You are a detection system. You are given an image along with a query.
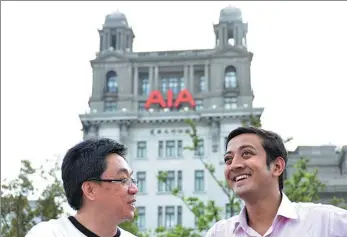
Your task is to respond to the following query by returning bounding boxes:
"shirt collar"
[233,192,298,233]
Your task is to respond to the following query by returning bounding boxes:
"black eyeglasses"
[87,178,137,187]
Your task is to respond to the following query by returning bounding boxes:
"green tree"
[34,159,66,221]
[284,157,347,210]
[119,211,140,235]
[284,157,326,202]
[329,197,347,210]
[1,159,66,237]
[1,160,37,237]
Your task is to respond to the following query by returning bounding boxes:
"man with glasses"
[26,138,138,237]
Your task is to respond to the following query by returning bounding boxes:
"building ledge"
[79,107,264,125]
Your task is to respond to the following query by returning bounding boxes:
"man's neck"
[75,209,119,237]
[244,190,282,236]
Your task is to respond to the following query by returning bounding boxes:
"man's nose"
[229,156,245,171]
[128,182,139,194]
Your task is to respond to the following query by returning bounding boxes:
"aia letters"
[145,89,195,110]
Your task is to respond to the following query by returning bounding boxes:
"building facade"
[79,6,262,231]
[78,6,347,232]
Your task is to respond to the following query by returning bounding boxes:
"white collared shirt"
[205,193,347,237]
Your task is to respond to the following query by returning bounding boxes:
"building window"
[138,102,145,111]
[159,140,183,158]
[224,136,228,150]
[224,97,237,109]
[160,77,184,95]
[136,172,146,193]
[106,71,118,92]
[177,206,182,226]
[140,75,150,96]
[137,141,147,158]
[165,206,175,228]
[195,208,204,226]
[179,77,185,91]
[104,101,117,112]
[177,171,182,191]
[158,206,163,227]
[158,206,182,228]
[158,141,164,157]
[199,76,206,92]
[177,140,183,157]
[195,100,203,110]
[158,171,182,192]
[195,139,204,156]
[224,66,237,89]
[160,79,167,94]
[225,203,233,218]
[137,207,146,229]
[194,170,205,192]
[166,171,175,192]
[166,140,175,157]
[111,35,117,49]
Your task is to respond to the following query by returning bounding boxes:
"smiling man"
[26,138,138,237]
[206,127,347,237]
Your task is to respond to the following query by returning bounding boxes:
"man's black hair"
[61,138,127,210]
[226,127,287,190]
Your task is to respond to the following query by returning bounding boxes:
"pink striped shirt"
[206,193,347,237]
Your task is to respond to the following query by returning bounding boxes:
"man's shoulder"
[293,201,346,216]
[25,216,71,237]
[119,227,137,237]
[205,215,239,236]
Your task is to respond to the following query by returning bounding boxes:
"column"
[204,63,209,92]
[184,65,188,90]
[233,27,239,46]
[102,32,107,51]
[117,32,121,50]
[154,66,159,90]
[120,32,124,51]
[133,66,138,96]
[189,65,194,92]
[218,27,223,47]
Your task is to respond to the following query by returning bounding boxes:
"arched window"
[224,66,237,89]
[106,71,118,93]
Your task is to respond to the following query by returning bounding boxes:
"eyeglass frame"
[86,177,137,187]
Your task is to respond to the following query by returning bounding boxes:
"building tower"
[98,11,135,52]
[214,6,248,49]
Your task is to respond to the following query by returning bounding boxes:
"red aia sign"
[145,89,195,109]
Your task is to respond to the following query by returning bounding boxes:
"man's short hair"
[61,138,127,210]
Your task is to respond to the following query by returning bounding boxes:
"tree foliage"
[1,159,65,237]
[284,158,326,202]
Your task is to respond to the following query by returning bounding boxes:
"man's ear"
[81,181,97,201]
[272,156,286,177]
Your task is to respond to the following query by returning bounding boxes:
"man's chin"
[232,186,252,198]
[119,212,135,223]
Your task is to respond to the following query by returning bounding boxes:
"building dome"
[104,10,128,27]
[219,5,242,22]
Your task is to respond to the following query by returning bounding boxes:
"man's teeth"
[235,175,250,182]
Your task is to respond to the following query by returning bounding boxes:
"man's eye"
[224,157,233,164]
[242,151,252,156]
[121,178,128,184]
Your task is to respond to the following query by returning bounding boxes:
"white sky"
[2,1,347,181]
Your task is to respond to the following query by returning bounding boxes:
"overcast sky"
[2,1,347,180]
